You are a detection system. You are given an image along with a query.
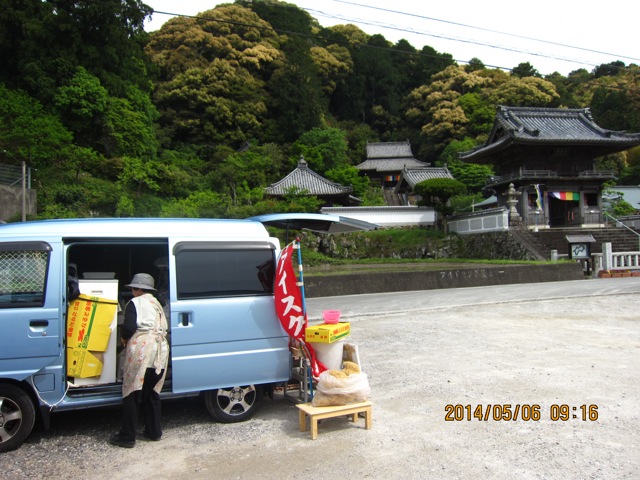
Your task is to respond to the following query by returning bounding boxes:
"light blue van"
[0,215,372,451]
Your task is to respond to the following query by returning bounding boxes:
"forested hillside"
[1,0,638,220]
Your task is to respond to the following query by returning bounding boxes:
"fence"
[0,163,23,186]
[593,242,640,274]
[446,207,509,234]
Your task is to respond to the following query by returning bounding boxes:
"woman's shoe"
[109,432,135,448]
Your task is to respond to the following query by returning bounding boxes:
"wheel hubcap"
[217,386,256,416]
[0,398,22,439]
[228,387,244,403]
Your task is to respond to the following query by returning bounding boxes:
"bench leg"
[364,407,372,430]
[310,418,318,440]
[299,409,307,432]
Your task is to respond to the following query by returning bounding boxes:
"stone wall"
[299,229,537,262]
[0,184,37,222]
[446,231,538,261]
[304,263,584,298]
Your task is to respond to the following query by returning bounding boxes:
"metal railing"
[604,212,640,243]
[578,170,615,178]
[487,169,558,185]
[487,169,615,185]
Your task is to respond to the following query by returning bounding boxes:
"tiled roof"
[357,141,428,172]
[366,141,413,159]
[356,157,428,172]
[602,185,640,209]
[400,166,454,188]
[265,157,353,196]
[459,106,640,160]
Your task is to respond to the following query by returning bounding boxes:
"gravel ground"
[2,291,639,479]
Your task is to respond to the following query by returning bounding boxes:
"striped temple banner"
[550,192,580,201]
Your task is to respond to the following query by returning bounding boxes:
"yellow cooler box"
[305,322,350,344]
[66,293,117,378]
[67,348,104,378]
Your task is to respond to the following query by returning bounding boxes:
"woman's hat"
[125,273,156,291]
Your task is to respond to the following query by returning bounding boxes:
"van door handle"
[179,313,190,327]
[30,320,49,328]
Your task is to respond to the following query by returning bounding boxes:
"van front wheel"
[203,385,263,423]
[0,384,36,453]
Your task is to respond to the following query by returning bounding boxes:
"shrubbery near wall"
[284,228,537,263]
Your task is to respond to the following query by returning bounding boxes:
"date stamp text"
[444,404,599,422]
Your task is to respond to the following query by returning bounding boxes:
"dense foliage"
[1,0,638,220]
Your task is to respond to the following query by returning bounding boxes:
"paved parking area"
[4,278,639,479]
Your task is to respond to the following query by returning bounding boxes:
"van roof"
[0,217,271,239]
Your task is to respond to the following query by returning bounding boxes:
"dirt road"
[3,282,639,479]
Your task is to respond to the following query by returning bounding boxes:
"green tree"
[595,151,627,177]
[405,65,492,159]
[414,45,455,84]
[212,151,270,205]
[0,84,73,170]
[147,5,283,148]
[446,162,494,193]
[280,186,323,213]
[160,191,231,218]
[590,65,640,132]
[117,156,161,198]
[465,57,485,72]
[593,61,626,78]
[291,127,349,173]
[341,121,378,165]
[103,86,159,159]
[439,138,494,193]
[414,177,467,229]
[309,43,353,96]
[457,93,494,136]
[325,164,370,199]
[511,62,540,78]
[0,0,152,100]
[619,146,640,184]
[450,192,485,214]
[54,66,108,148]
[488,76,560,107]
[266,58,325,142]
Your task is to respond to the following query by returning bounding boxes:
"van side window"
[0,242,51,308]
[174,242,275,299]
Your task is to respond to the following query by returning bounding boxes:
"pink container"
[322,310,341,324]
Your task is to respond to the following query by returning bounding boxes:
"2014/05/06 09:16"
[444,404,599,422]
[549,404,598,421]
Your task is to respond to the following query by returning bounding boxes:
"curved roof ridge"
[265,156,353,196]
[459,105,640,161]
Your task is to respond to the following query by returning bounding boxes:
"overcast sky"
[143,0,639,76]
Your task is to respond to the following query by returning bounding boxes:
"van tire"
[0,384,36,452]
[203,385,263,423]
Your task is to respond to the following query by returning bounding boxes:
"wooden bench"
[296,400,372,440]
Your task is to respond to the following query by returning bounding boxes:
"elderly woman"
[110,273,169,448]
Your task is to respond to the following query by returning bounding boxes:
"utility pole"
[22,160,26,222]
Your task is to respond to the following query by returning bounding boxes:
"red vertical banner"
[274,241,325,377]
[275,242,306,338]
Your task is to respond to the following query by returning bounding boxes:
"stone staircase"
[515,227,640,260]
[383,188,403,206]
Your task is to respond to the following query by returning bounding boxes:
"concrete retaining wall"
[304,262,585,298]
[0,184,37,222]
